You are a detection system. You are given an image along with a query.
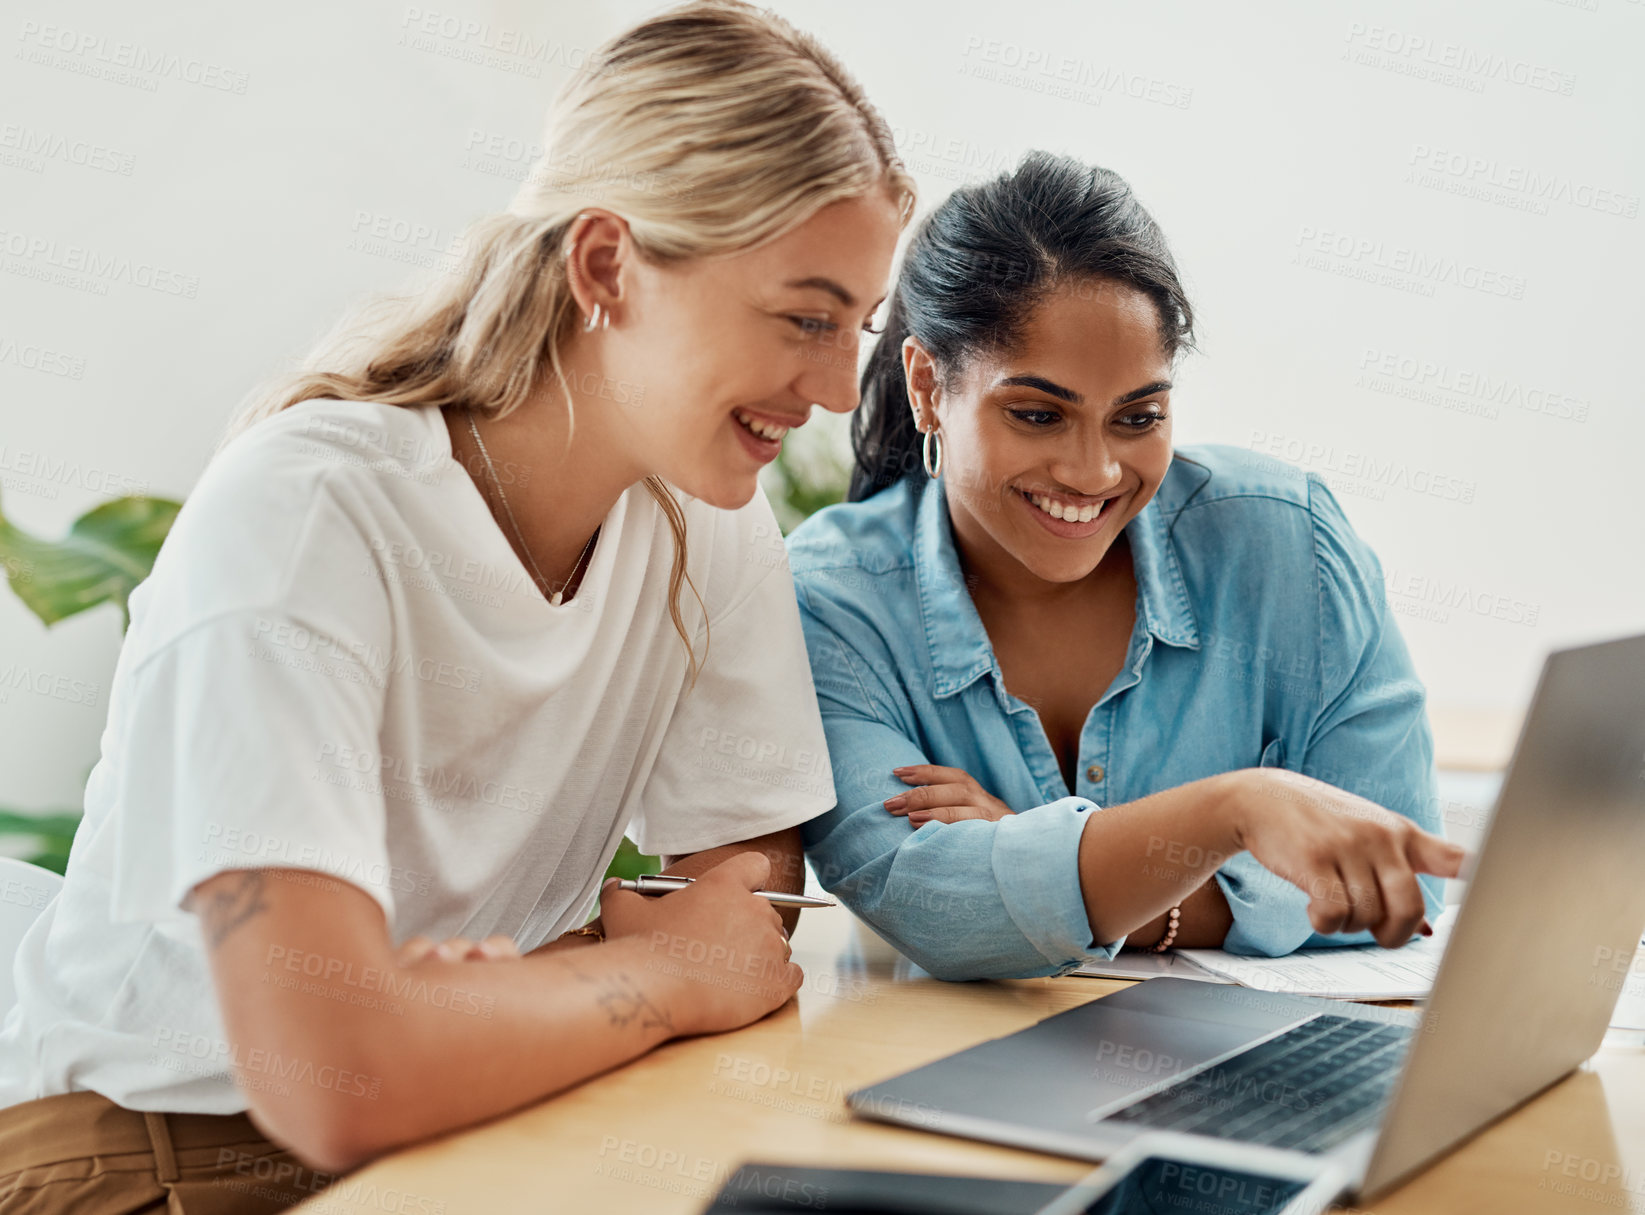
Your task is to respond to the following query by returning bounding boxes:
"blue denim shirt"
[786,444,1445,980]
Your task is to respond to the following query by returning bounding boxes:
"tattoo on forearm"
[569,966,674,1034]
[199,871,270,949]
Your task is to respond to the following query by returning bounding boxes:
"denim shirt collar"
[913,461,1204,699]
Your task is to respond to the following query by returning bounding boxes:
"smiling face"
[910,277,1177,589]
[601,190,903,509]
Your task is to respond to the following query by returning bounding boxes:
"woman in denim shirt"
[786,152,1465,981]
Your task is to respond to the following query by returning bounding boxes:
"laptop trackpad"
[987,1004,1287,1117]
[851,981,1310,1138]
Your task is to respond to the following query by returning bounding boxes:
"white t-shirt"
[0,397,835,1114]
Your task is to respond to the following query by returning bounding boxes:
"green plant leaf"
[0,489,181,630]
[768,443,850,535]
[22,844,72,876]
[0,808,80,875]
[602,836,661,883]
[0,810,83,838]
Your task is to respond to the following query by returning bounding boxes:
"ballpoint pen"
[613,873,836,908]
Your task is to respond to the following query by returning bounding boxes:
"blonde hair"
[229,0,915,680]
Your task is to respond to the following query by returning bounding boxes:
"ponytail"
[848,291,925,500]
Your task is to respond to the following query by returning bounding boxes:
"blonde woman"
[0,3,911,1208]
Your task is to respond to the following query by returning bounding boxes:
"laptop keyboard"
[1103,1013,1413,1152]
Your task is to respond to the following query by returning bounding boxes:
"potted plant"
[0,490,180,871]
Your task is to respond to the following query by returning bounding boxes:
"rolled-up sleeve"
[1216,477,1446,956]
[797,609,1120,980]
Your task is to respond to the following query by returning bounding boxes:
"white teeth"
[734,410,789,442]
[1028,492,1104,524]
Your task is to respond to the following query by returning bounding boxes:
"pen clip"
[634,873,692,891]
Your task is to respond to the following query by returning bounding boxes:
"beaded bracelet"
[1149,905,1182,953]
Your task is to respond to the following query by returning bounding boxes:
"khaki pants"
[0,1091,332,1214]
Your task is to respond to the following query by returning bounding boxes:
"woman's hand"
[598,851,802,1038]
[394,934,522,965]
[883,764,1015,824]
[1225,768,1468,948]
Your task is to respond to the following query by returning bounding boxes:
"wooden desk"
[297,910,1645,1215]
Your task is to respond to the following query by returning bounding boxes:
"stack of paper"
[1075,916,1645,1024]
[1069,951,1233,985]
[1073,907,1458,1001]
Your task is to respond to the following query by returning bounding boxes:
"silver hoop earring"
[583,302,605,332]
[922,427,944,479]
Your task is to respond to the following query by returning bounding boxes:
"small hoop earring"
[922,427,943,479]
[583,302,604,332]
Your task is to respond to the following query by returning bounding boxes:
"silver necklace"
[464,408,597,607]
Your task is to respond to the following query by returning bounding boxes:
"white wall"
[3,0,1640,811]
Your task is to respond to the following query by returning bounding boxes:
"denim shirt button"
[1086,764,1105,783]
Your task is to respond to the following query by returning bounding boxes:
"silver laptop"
[848,631,1645,1202]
